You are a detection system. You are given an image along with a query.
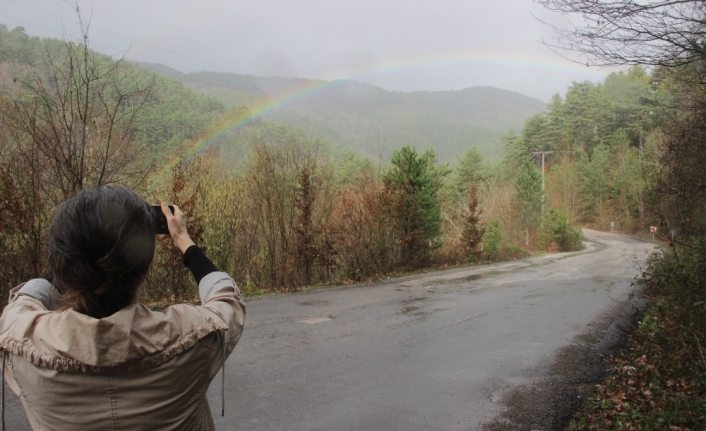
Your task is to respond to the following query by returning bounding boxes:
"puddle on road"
[598,278,616,291]
[401,296,430,305]
[298,300,329,306]
[402,305,420,314]
[298,316,334,324]
[400,296,434,318]
[427,273,484,286]
[401,306,431,318]
[403,296,429,302]
[521,292,550,300]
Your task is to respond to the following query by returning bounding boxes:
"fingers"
[159,202,195,253]
[160,204,179,225]
[162,204,182,233]
[160,202,177,218]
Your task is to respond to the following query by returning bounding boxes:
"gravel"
[481,293,647,431]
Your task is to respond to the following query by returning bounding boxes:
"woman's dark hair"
[47,185,156,318]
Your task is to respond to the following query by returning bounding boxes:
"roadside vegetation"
[2,3,704,426]
[569,246,706,430]
[0,21,659,304]
[535,1,706,429]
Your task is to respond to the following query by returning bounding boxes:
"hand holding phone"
[155,203,196,253]
[152,205,174,235]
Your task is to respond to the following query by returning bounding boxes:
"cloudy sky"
[0,0,613,101]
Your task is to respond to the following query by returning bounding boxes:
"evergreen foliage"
[385,146,444,265]
[483,219,504,260]
[536,1,706,428]
[540,208,583,251]
[3,8,703,428]
[502,66,660,234]
[137,63,546,162]
[513,157,545,232]
[451,147,486,199]
[461,186,485,259]
[0,22,680,305]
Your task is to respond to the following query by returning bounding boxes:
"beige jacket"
[0,272,245,431]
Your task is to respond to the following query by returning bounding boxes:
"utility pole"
[531,151,553,218]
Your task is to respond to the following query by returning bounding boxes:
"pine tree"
[386,146,443,265]
[452,147,485,198]
[514,157,545,232]
[461,185,485,259]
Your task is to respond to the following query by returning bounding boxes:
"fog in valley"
[1,0,610,101]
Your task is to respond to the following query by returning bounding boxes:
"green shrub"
[505,244,528,259]
[483,218,504,260]
[540,208,583,251]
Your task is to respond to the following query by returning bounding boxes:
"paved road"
[6,230,654,430]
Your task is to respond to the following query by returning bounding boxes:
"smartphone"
[151,205,174,235]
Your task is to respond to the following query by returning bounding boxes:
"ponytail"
[63,279,138,319]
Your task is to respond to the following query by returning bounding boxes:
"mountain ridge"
[136,62,546,161]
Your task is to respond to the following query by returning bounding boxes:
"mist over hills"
[137,62,545,162]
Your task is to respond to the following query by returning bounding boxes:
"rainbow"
[149,55,610,188]
[331,54,608,85]
[148,76,355,190]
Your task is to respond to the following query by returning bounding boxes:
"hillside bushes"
[2,24,676,305]
[541,208,584,252]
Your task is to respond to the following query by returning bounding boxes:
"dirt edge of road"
[481,285,648,431]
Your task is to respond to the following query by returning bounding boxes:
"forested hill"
[137,62,546,161]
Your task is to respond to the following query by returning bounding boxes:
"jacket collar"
[0,302,227,373]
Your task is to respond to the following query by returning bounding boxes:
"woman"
[0,186,245,431]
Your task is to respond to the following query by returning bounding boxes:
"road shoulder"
[481,286,647,431]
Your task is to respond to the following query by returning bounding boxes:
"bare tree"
[535,0,706,244]
[653,111,706,242]
[535,0,706,68]
[1,9,155,204]
[0,9,157,299]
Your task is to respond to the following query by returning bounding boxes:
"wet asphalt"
[5,230,655,430]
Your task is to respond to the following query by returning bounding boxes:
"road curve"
[5,230,655,430]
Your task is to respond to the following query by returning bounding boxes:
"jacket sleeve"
[0,280,61,399]
[0,281,54,338]
[0,280,56,349]
[5,279,61,310]
[198,272,246,357]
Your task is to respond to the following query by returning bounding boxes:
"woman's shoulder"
[0,301,228,372]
